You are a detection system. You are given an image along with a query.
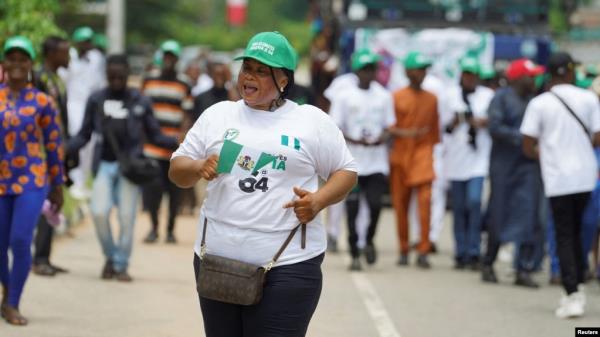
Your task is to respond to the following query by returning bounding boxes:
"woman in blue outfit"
[0,36,65,325]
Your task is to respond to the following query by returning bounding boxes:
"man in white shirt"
[329,49,395,271]
[521,52,600,319]
[64,26,106,199]
[443,57,494,271]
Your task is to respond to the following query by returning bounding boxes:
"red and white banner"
[227,0,248,27]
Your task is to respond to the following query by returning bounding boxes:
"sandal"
[1,305,28,326]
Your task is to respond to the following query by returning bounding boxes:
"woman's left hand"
[283,187,323,224]
[47,186,64,212]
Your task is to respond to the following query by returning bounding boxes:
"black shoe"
[397,254,409,266]
[416,255,431,269]
[349,258,362,271]
[454,259,466,270]
[50,264,69,274]
[469,257,481,271]
[481,265,498,283]
[429,243,438,254]
[514,272,539,288]
[144,230,158,243]
[32,263,56,277]
[364,243,377,265]
[166,232,177,244]
[115,270,133,282]
[101,260,115,280]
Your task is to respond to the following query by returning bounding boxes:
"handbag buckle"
[200,244,207,259]
[265,260,274,272]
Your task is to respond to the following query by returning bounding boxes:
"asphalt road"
[2,207,599,337]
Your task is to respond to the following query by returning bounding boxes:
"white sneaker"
[555,292,585,319]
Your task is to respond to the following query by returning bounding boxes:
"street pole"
[107,0,125,53]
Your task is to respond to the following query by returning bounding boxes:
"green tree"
[0,0,81,57]
[126,0,311,55]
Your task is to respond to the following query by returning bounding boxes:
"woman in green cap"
[0,36,65,325]
[169,31,357,337]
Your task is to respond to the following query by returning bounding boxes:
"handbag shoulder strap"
[200,218,306,270]
[550,91,592,141]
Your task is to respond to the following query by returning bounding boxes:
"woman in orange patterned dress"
[0,36,65,326]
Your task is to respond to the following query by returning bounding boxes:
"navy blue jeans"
[0,187,48,307]
[194,253,324,337]
[451,177,484,262]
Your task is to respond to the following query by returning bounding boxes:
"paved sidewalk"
[2,208,599,337]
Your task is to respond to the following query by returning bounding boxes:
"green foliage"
[0,0,81,58]
[126,0,311,55]
[548,0,569,34]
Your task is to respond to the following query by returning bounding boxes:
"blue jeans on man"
[90,161,140,273]
[451,177,484,266]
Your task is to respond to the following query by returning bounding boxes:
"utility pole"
[107,0,125,53]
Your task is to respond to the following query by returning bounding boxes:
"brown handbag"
[196,218,306,306]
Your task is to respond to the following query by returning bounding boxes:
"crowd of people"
[0,23,599,331]
[323,47,600,320]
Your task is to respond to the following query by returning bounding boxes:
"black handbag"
[197,217,306,305]
[103,117,160,185]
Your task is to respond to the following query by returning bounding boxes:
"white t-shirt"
[328,83,395,176]
[172,100,357,267]
[444,85,494,180]
[520,84,600,197]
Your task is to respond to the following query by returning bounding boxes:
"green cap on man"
[160,40,182,58]
[3,36,36,60]
[479,66,496,80]
[234,31,298,71]
[351,49,381,71]
[72,26,94,43]
[460,57,480,74]
[404,51,432,70]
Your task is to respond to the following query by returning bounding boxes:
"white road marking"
[350,269,403,337]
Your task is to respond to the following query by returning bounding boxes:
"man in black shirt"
[68,55,177,282]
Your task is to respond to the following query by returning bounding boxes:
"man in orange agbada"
[389,52,440,269]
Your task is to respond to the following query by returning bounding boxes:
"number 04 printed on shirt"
[217,140,277,178]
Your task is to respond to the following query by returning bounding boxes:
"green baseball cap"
[93,33,107,50]
[234,31,298,71]
[479,65,496,80]
[576,70,593,88]
[3,36,36,60]
[72,26,94,43]
[460,57,480,74]
[351,49,381,71]
[404,51,432,70]
[160,39,182,58]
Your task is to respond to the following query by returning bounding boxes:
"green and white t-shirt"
[172,99,357,267]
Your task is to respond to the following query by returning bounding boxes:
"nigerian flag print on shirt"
[171,99,356,267]
[217,140,279,178]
